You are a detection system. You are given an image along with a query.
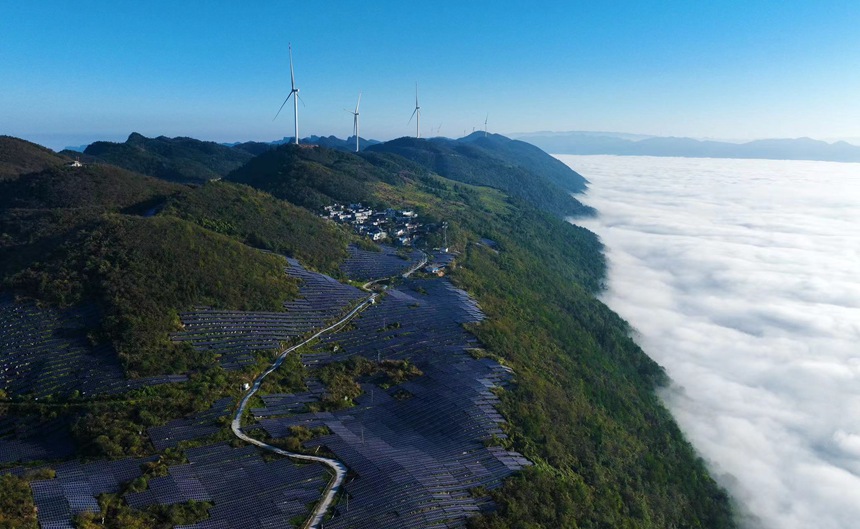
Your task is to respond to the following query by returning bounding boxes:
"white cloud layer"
[560,155,860,529]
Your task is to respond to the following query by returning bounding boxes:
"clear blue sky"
[3,1,859,150]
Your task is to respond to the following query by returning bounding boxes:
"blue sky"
[2,1,859,150]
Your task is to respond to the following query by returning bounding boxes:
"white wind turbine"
[408,82,421,138]
[484,113,489,137]
[346,92,361,152]
[274,43,300,145]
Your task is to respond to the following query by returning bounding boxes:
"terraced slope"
[256,276,529,528]
[172,259,364,370]
[340,244,424,282]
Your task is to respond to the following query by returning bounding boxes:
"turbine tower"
[347,92,361,152]
[274,43,300,145]
[408,82,421,139]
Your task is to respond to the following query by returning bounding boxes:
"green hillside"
[459,131,589,192]
[83,133,254,184]
[367,136,593,217]
[0,136,69,181]
[227,143,399,209]
[0,134,735,529]
[163,180,350,274]
[0,164,183,211]
[228,140,735,528]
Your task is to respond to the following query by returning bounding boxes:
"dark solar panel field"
[0,416,76,465]
[127,443,329,529]
[340,244,424,281]
[26,444,327,529]
[148,397,233,451]
[172,259,364,370]
[28,456,156,529]
[257,278,530,528]
[10,251,527,529]
[0,295,185,465]
[0,295,188,399]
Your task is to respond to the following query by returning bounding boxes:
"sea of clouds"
[560,154,860,529]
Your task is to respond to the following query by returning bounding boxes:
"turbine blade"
[297,92,306,107]
[408,108,417,124]
[288,43,296,90]
[273,93,293,120]
[355,92,361,113]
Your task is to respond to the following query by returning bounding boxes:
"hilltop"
[78,132,255,184]
[367,133,592,217]
[0,136,70,181]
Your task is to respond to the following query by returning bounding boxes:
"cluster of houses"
[323,203,423,246]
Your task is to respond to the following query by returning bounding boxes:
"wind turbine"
[274,43,300,145]
[346,92,361,152]
[484,114,488,137]
[408,82,421,138]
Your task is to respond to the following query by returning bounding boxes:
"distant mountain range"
[511,131,860,163]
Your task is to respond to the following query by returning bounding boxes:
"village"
[322,203,424,246]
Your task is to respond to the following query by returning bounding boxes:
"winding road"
[231,251,427,528]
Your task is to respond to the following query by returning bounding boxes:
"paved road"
[231,294,376,529]
[231,251,428,528]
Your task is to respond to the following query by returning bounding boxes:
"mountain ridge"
[513,130,860,162]
[0,132,736,529]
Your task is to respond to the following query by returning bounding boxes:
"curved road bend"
[231,251,428,528]
[231,294,376,529]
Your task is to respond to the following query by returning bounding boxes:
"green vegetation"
[459,132,589,193]
[268,424,331,453]
[163,180,349,274]
[6,214,297,376]
[315,357,423,411]
[83,132,253,184]
[394,175,732,528]
[0,164,183,211]
[0,136,68,181]
[0,135,735,528]
[0,473,38,529]
[69,367,239,458]
[243,142,734,527]
[258,351,308,396]
[227,143,399,210]
[74,496,212,529]
[367,136,593,217]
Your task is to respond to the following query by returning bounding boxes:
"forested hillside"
[82,133,254,184]
[0,135,735,529]
[0,136,69,181]
[367,134,593,217]
[230,140,736,528]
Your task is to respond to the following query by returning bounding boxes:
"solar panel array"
[0,415,76,465]
[428,249,457,267]
[14,254,526,529]
[148,397,233,451]
[257,278,531,528]
[172,259,364,370]
[340,244,424,281]
[0,295,188,399]
[126,443,329,529]
[29,456,155,528]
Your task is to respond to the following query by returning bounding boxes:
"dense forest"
[79,133,254,184]
[0,135,735,528]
